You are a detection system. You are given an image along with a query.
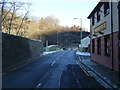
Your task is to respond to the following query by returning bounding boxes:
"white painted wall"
[90,2,119,39]
[81,36,90,47]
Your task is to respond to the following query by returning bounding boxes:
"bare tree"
[1,0,31,36]
[15,2,31,36]
[8,2,15,34]
[0,0,5,31]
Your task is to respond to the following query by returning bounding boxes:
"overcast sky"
[27,0,100,31]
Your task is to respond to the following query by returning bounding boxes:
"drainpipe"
[118,1,120,86]
[110,1,114,71]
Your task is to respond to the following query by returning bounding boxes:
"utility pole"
[57,32,58,46]
[80,18,82,52]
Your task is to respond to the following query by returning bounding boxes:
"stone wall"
[2,33,43,72]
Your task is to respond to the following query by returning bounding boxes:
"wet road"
[3,50,104,89]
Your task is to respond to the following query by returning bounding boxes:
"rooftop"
[87,1,105,19]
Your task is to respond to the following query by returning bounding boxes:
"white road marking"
[37,52,66,88]
[72,71,76,77]
[51,61,56,66]
[77,80,80,84]
[50,52,65,67]
[82,68,90,76]
[36,83,41,88]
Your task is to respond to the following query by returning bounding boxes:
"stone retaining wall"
[2,33,43,72]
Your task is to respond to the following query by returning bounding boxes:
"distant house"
[79,36,90,52]
[87,1,120,71]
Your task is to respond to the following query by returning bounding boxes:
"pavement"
[75,51,119,90]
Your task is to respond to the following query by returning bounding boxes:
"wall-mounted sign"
[94,22,106,33]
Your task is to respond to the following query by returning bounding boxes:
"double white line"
[76,61,90,76]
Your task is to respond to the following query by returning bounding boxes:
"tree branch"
[16,11,29,35]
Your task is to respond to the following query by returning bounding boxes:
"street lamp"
[73,18,82,52]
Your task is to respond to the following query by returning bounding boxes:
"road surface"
[3,50,104,89]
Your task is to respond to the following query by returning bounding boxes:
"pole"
[57,32,58,45]
[73,18,82,52]
[0,2,3,89]
[80,18,82,53]
[46,40,48,52]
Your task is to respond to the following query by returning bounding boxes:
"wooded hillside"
[1,0,90,48]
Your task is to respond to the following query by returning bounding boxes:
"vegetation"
[1,0,31,37]
[1,0,90,48]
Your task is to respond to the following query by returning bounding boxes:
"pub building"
[87,0,120,71]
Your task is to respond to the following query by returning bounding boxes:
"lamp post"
[57,32,58,46]
[73,18,82,52]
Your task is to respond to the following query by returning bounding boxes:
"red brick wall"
[90,32,119,71]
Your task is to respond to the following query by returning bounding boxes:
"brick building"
[87,1,120,71]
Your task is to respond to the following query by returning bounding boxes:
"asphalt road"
[2,50,104,89]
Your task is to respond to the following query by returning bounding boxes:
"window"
[97,38,101,54]
[104,35,111,56]
[104,2,109,16]
[92,39,95,53]
[97,10,101,22]
[92,16,94,26]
